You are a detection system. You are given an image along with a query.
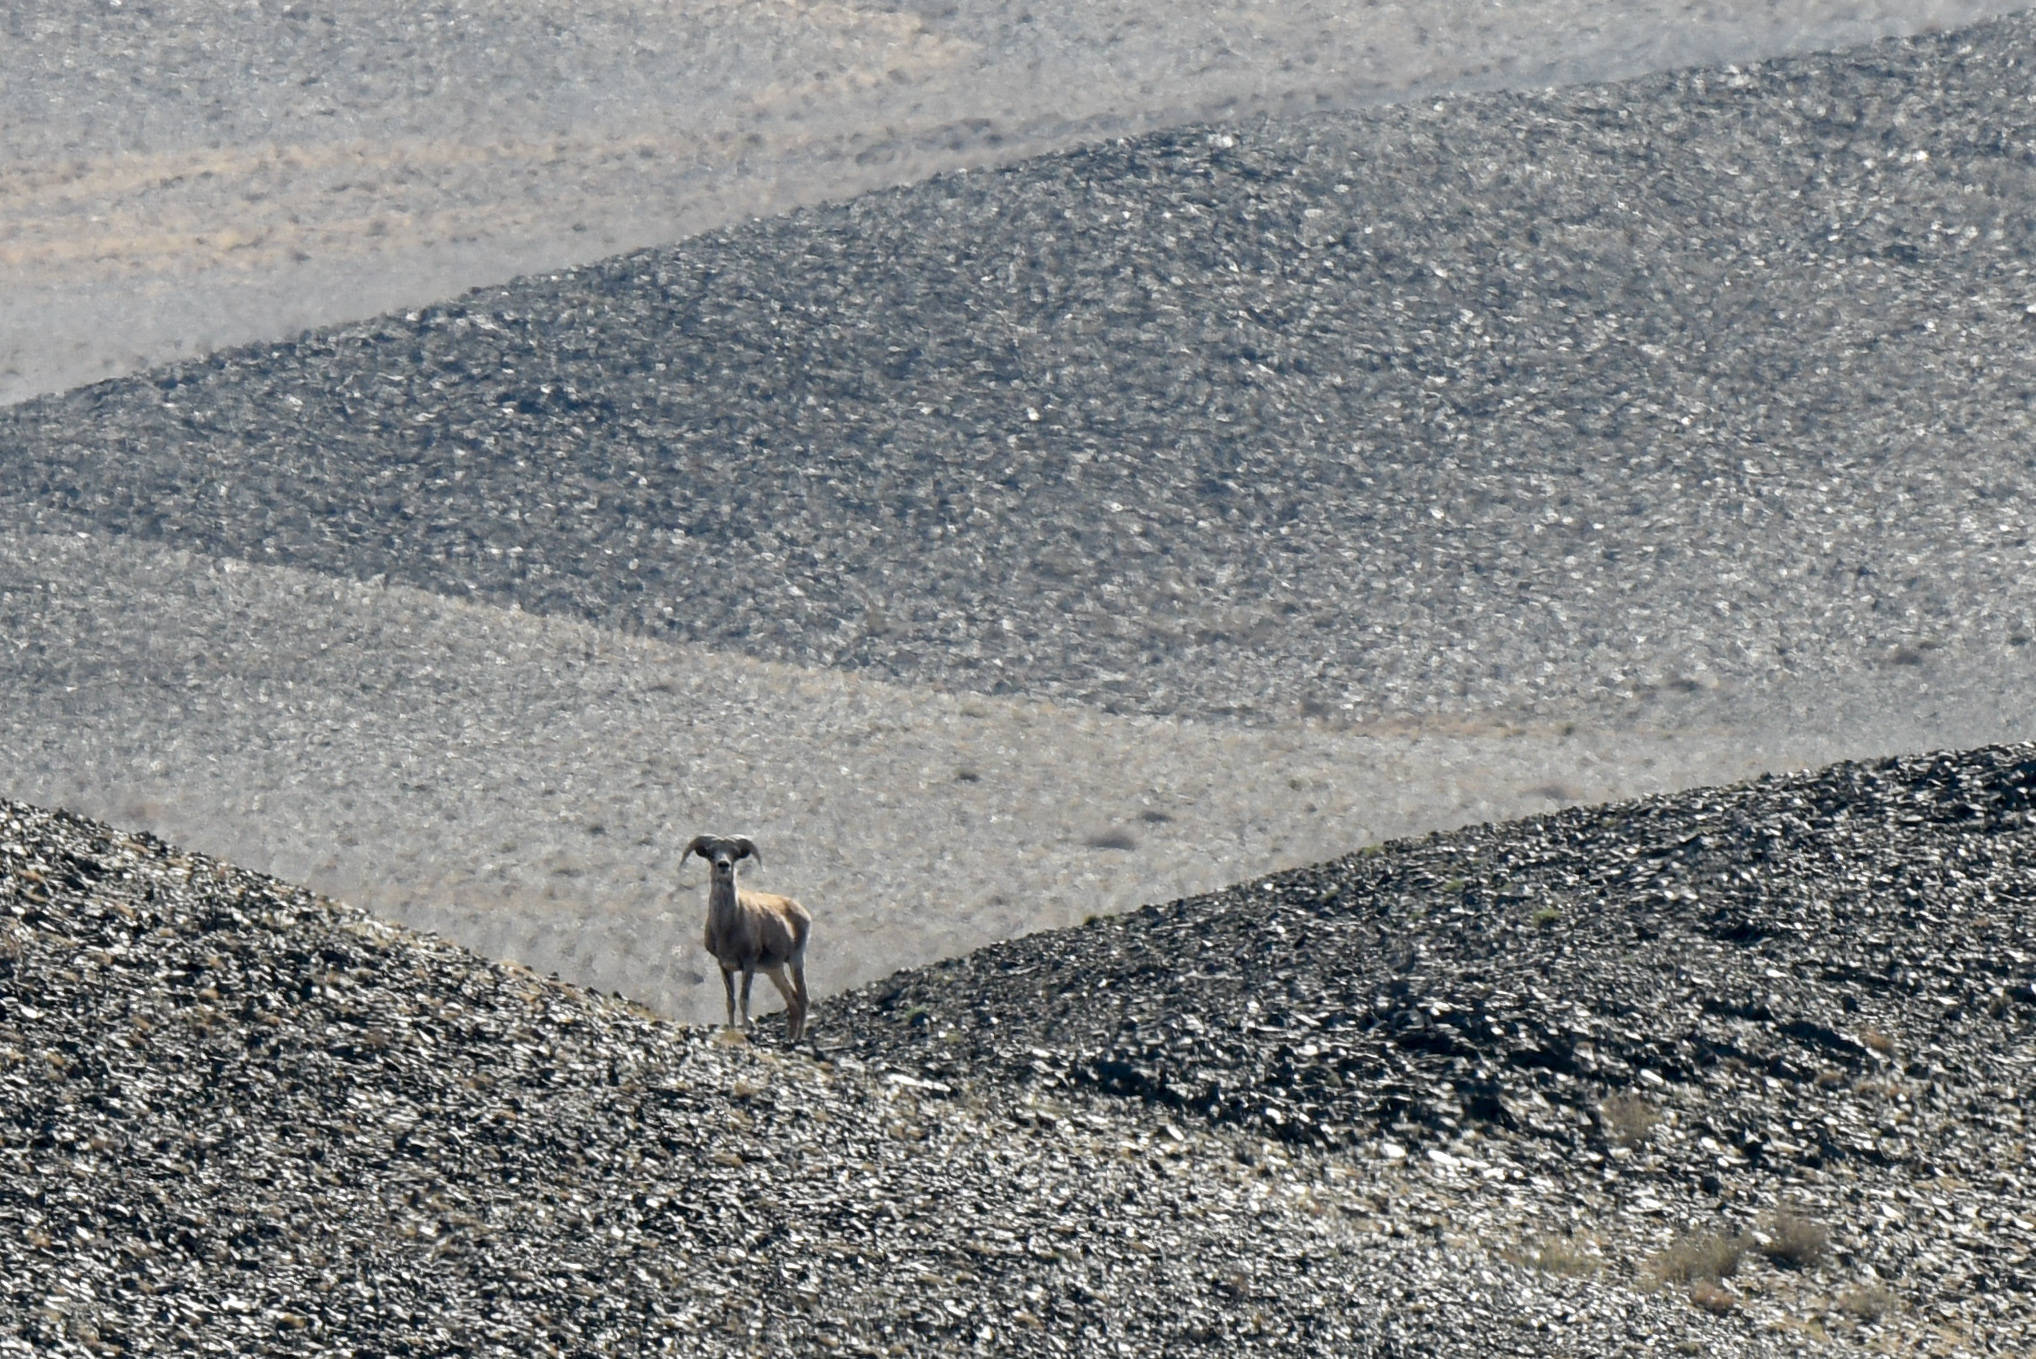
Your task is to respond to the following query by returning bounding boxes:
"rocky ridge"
[825,741,2036,1349]
[5,14,2036,728]
[2,794,1785,1358]
[3,742,2033,1352]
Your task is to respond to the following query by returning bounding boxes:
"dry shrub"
[1688,1280,1737,1316]
[1859,1027,1896,1056]
[1649,1229,1750,1286]
[1600,1092,1661,1149]
[1509,1233,1600,1278]
[1837,1283,1896,1321]
[1761,1206,1830,1269]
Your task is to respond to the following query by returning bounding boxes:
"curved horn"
[733,836,760,866]
[681,834,713,866]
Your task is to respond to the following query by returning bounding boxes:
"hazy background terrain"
[5,0,2020,404]
[5,0,2033,1023]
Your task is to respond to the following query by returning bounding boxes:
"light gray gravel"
[0,529,2026,1024]
[2,0,2022,403]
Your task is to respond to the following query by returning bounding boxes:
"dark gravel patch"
[826,741,2036,1155]
[824,741,2036,1344]
[6,14,2036,725]
[0,797,1801,1357]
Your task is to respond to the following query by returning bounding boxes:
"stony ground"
[4,10,2036,1027]
[0,794,1786,1358]
[7,528,2019,1025]
[3,0,2005,403]
[5,9,2036,1351]
[827,743,2036,1350]
[7,14,2036,729]
[3,742,2030,1354]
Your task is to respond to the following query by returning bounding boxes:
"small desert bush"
[1600,1092,1661,1148]
[1836,1283,1896,1321]
[1648,1229,1751,1286]
[1508,1233,1600,1278]
[1761,1206,1830,1269]
[1688,1279,1737,1316]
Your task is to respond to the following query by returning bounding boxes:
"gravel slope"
[6,11,2036,1024]
[0,795,1781,1358]
[824,740,2036,1350]
[6,0,2015,403]
[3,742,2030,1353]
[7,14,2036,730]
[5,529,2022,1024]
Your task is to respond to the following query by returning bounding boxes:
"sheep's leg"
[721,968,738,1029]
[739,967,756,1029]
[763,964,804,1041]
[790,962,810,1040]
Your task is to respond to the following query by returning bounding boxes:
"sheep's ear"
[733,836,761,865]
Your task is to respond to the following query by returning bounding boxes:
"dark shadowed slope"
[0,796,1802,1357]
[826,742,2036,1345]
[6,15,2036,729]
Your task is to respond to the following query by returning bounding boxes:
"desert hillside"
[2,742,2029,1353]
[5,0,2011,403]
[4,5,2035,1351]
[5,14,2036,1025]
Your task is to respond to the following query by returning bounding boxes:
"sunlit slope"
[5,0,2014,402]
[6,14,2034,734]
[11,530,1951,1023]
[5,532,2026,1021]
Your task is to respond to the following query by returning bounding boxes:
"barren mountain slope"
[7,529,2022,1024]
[5,0,2015,403]
[0,794,1810,1358]
[827,741,2036,1349]
[5,14,2034,730]
[3,743,2031,1352]
[7,12,2036,1025]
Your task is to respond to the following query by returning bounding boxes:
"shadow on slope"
[828,744,2036,1159]
[6,12,2036,727]
[0,797,1781,1356]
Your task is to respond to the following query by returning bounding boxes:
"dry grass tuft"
[1688,1279,1737,1316]
[1836,1283,1896,1321]
[1600,1092,1661,1148]
[1761,1205,1830,1269]
[1508,1233,1601,1277]
[1648,1229,1751,1286]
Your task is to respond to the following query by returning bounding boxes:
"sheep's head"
[682,834,760,882]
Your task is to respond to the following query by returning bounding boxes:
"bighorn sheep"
[682,834,812,1040]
